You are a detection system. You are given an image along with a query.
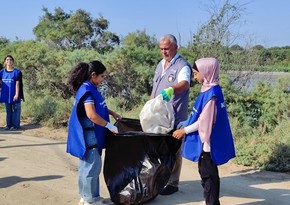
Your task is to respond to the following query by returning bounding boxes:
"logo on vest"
[168,74,175,82]
[221,102,225,108]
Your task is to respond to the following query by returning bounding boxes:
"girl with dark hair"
[0,55,24,130]
[66,60,121,205]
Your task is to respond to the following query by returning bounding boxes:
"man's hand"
[161,87,174,102]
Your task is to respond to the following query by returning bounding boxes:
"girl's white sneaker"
[79,198,85,205]
[83,200,106,205]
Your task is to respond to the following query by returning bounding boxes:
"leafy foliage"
[101,32,160,110]
[123,30,157,49]
[0,36,10,47]
[33,7,120,52]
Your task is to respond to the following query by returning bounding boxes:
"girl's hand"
[13,95,19,102]
[105,122,119,133]
[172,129,186,140]
[111,112,122,121]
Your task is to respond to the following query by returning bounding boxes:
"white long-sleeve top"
[184,97,217,152]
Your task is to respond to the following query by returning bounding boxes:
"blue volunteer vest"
[182,85,236,165]
[66,81,109,159]
[0,68,23,103]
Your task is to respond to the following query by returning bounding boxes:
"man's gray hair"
[160,34,177,45]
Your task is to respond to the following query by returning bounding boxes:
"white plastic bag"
[139,94,175,134]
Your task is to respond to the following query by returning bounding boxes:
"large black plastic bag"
[104,118,181,205]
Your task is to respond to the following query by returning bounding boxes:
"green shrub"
[262,120,290,172]
[22,92,73,127]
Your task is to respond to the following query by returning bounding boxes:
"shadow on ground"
[0,175,63,188]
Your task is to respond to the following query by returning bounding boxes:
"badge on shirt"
[168,74,175,82]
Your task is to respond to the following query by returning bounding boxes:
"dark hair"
[4,55,14,63]
[192,62,199,71]
[67,60,106,93]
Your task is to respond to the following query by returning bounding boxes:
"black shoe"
[10,127,20,131]
[159,185,178,195]
[3,126,11,130]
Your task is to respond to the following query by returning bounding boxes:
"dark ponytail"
[67,62,89,93]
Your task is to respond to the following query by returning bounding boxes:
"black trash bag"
[104,118,181,205]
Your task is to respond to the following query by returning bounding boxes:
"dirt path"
[0,125,290,205]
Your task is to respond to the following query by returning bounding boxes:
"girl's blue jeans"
[78,118,102,203]
[78,148,102,203]
[78,117,102,203]
[5,102,21,129]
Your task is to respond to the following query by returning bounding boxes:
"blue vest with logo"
[0,68,23,103]
[66,81,109,159]
[182,85,235,165]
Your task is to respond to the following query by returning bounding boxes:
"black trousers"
[198,152,220,205]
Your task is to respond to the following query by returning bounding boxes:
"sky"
[1,0,290,48]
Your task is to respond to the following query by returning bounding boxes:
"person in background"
[66,60,121,205]
[172,57,236,205]
[0,63,2,88]
[150,34,191,195]
[0,55,24,130]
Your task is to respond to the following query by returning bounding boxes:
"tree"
[33,7,120,53]
[0,36,10,47]
[190,0,247,66]
[102,44,160,110]
[252,45,265,50]
[123,30,157,49]
[33,7,70,48]
[64,9,94,49]
[230,44,244,51]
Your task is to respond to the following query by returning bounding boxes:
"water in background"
[227,71,290,91]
